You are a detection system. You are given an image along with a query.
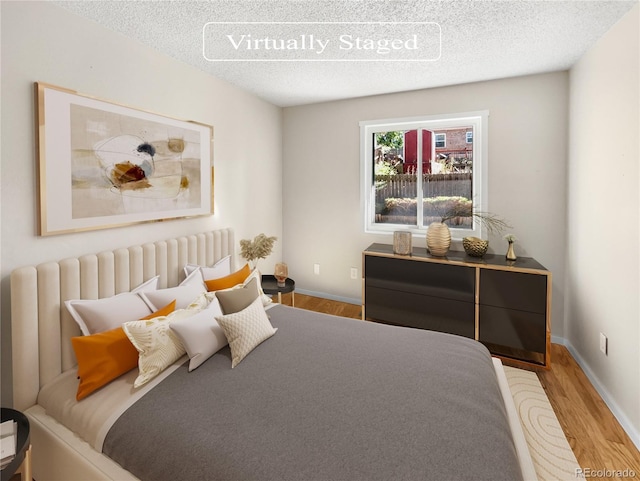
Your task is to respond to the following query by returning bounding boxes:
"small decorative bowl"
[463,237,489,257]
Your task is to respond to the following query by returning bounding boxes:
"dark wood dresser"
[362,243,552,369]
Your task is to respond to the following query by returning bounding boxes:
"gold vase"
[426,222,451,256]
[506,242,517,261]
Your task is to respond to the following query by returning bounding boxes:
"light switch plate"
[599,332,608,355]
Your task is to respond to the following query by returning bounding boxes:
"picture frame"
[35,82,214,236]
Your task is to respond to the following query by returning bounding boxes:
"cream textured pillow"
[123,309,195,387]
[186,291,218,311]
[216,297,277,368]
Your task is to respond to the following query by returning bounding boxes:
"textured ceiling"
[54,0,637,107]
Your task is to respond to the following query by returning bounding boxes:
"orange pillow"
[205,264,251,292]
[140,299,176,319]
[72,300,176,401]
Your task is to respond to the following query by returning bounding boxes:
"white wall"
[0,1,283,406]
[567,4,639,446]
[283,72,568,332]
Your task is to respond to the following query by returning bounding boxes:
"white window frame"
[434,133,446,148]
[360,110,489,239]
[466,131,473,143]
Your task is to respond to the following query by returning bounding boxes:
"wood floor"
[289,292,640,481]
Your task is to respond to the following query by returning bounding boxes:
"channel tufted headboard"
[10,229,235,411]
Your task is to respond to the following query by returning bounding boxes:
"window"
[360,111,488,238]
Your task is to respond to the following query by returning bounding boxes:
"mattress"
[37,354,187,452]
[39,304,525,481]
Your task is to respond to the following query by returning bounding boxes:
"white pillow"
[139,269,206,311]
[65,276,159,335]
[169,301,227,371]
[123,309,194,387]
[183,255,232,280]
[216,297,277,368]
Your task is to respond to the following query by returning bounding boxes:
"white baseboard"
[295,288,361,306]
[551,336,640,451]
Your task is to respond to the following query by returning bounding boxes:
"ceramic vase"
[426,222,451,256]
[506,241,517,261]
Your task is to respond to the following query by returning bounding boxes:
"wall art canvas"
[36,82,214,235]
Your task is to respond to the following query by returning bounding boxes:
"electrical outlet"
[599,333,608,355]
[350,267,358,279]
[314,263,320,275]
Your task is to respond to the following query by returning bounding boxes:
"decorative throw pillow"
[140,299,177,319]
[139,268,206,311]
[185,291,219,312]
[244,268,274,307]
[123,307,196,388]
[183,255,232,281]
[71,327,139,401]
[216,297,277,368]
[71,300,176,400]
[65,275,159,336]
[215,277,260,314]
[212,269,272,309]
[204,263,251,292]
[169,303,227,372]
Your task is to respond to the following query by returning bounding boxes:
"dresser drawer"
[365,286,475,338]
[365,255,475,303]
[479,269,547,314]
[478,305,547,354]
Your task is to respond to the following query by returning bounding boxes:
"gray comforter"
[104,304,523,481]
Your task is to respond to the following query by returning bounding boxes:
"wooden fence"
[375,173,472,202]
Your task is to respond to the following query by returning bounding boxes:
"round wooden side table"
[1,408,31,481]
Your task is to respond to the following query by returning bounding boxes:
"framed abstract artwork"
[35,82,214,236]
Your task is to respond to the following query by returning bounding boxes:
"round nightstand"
[261,275,295,306]
[1,408,31,481]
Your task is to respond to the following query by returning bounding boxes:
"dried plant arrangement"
[239,233,277,268]
[438,201,511,236]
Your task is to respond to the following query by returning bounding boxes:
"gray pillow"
[216,277,260,314]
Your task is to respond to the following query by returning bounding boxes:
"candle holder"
[393,231,412,255]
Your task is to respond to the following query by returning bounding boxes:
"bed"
[10,228,537,481]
